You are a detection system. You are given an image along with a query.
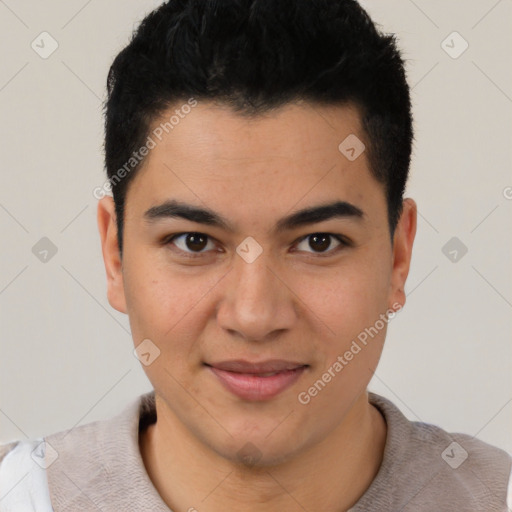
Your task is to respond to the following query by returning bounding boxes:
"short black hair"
[104,0,413,253]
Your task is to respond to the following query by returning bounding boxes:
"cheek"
[299,258,390,341]
[122,250,220,361]
[296,268,390,419]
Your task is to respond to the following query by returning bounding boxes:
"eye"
[164,231,350,259]
[294,233,349,256]
[165,232,217,257]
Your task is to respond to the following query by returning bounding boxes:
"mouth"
[204,360,309,401]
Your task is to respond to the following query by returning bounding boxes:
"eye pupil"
[170,232,343,257]
[310,234,331,252]
[186,233,207,251]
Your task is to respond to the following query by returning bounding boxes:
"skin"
[97,100,417,511]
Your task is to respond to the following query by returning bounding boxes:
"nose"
[216,249,297,343]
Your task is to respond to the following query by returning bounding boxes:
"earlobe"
[97,197,127,314]
[388,198,417,312]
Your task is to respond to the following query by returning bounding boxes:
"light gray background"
[1,0,511,454]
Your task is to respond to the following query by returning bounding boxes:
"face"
[98,100,416,466]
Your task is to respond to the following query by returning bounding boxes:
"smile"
[204,360,309,401]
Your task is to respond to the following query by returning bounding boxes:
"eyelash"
[162,232,351,259]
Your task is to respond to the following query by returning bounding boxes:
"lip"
[205,360,309,401]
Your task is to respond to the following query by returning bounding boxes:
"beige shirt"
[1,391,511,511]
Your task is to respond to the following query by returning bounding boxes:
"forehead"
[150,100,366,162]
[125,100,386,231]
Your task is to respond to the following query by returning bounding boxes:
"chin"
[205,428,308,470]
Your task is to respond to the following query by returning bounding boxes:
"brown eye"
[295,233,347,255]
[167,232,215,256]
[183,233,208,251]
[309,234,331,252]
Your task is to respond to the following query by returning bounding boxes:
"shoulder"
[408,421,511,511]
[0,438,54,511]
[0,392,155,511]
[0,440,19,463]
[42,392,160,510]
[365,392,512,511]
[407,410,512,479]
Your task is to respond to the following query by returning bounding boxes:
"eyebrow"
[144,199,365,234]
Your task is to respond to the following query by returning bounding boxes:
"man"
[1,0,510,510]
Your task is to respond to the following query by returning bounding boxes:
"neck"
[139,391,387,512]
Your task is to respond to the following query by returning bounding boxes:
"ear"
[388,198,417,312]
[97,197,127,314]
